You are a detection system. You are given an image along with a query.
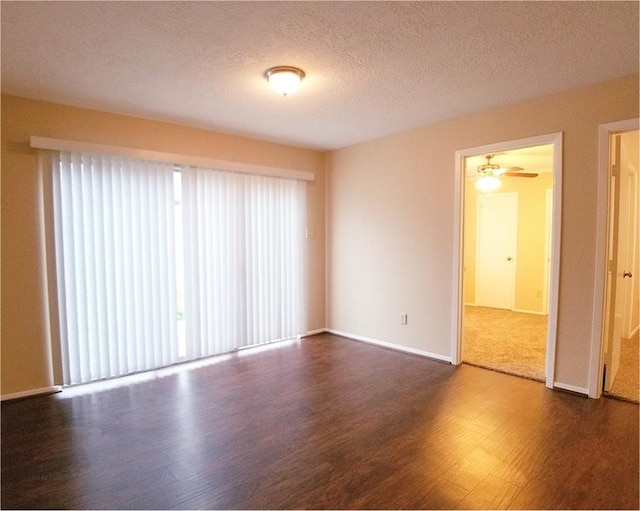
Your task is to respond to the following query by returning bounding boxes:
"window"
[53,152,306,385]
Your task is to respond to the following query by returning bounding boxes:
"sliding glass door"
[52,152,306,386]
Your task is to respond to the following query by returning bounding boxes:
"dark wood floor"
[2,333,638,510]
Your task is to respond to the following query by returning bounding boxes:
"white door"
[475,193,518,309]
[619,131,638,339]
[604,135,624,391]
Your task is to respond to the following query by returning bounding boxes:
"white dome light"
[476,175,501,192]
[265,66,305,96]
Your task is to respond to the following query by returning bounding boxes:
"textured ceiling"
[1,1,638,151]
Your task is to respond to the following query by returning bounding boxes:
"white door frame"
[588,118,639,398]
[543,188,553,315]
[451,132,563,390]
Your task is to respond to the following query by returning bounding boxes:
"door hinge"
[611,163,619,177]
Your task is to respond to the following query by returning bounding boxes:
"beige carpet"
[463,305,639,403]
[605,336,639,403]
[463,306,546,382]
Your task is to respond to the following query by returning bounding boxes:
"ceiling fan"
[475,154,538,192]
[477,154,539,178]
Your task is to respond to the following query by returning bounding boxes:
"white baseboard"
[625,324,639,342]
[512,308,547,316]
[302,328,328,337]
[1,386,62,402]
[466,304,546,316]
[326,328,452,363]
[553,381,589,396]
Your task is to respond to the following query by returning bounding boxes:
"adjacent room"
[601,129,640,403]
[1,2,638,510]
[462,145,554,383]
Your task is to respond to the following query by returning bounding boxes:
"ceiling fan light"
[265,66,305,96]
[476,175,501,192]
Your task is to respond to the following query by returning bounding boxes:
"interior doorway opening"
[462,145,553,381]
[601,129,639,403]
[452,132,563,390]
[590,119,639,400]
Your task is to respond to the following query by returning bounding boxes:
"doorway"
[463,146,553,381]
[590,119,639,400]
[452,132,563,390]
[601,129,639,402]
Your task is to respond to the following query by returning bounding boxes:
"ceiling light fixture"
[476,174,502,192]
[264,66,305,96]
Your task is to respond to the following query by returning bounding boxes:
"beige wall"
[1,95,326,396]
[464,173,553,313]
[327,74,639,391]
[3,74,638,397]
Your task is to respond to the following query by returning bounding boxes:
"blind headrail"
[30,136,315,181]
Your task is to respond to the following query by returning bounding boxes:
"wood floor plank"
[455,474,521,510]
[2,334,638,509]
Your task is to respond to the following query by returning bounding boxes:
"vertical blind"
[53,153,178,385]
[53,152,307,386]
[182,167,306,358]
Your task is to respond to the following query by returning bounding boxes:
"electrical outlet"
[401,313,408,325]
